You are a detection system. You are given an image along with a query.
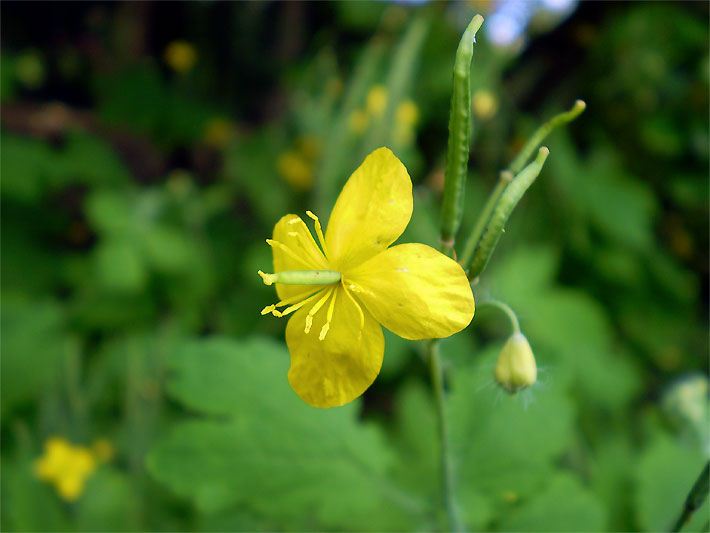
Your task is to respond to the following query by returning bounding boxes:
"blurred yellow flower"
[277,150,314,191]
[34,437,97,501]
[203,117,234,149]
[348,109,368,134]
[277,136,321,191]
[472,89,498,120]
[259,147,475,408]
[164,40,197,74]
[394,99,420,145]
[366,85,388,117]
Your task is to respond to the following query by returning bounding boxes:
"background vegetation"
[1,1,708,531]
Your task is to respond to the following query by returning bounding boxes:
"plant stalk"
[427,340,463,532]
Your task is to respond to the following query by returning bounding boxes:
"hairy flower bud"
[494,333,537,393]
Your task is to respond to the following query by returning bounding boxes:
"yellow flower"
[472,89,498,120]
[277,150,314,191]
[348,109,369,135]
[34,437,97,501]
[164,40,197,74]
[366,85,388,117]
[394,99,420,145]
[259,147,475,407]
[203,117,234,149]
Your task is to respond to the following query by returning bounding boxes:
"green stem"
[478,299,520,334]
[671,462,709,532]
[508,100,585,175]
[459,170,512,269]
[427,340,463,532]
[439,14,484,255]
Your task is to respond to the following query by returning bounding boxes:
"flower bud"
[494,333,537,393]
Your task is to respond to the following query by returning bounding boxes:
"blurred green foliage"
[1,2,707,532]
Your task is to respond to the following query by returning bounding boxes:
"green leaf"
[148,337,422,530]
[1,296,68,415]
[497,474,606,532]
[77,467,140,532]
[0,133,53,202]
[448,345,576,527]
[1,457,69,532]
[635,434,707,532]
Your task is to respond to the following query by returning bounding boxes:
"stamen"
[286,230,326,266]
[306,210,329,258]
[265,239,303,265]
[277,290,324,318]
[304,288,334,334]
[342,283,365,338]
[260,288,320,316]
[319,287,338,341]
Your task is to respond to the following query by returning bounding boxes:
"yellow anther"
[342,284,365,337]
[265,239,304,265]
[258,270,277,286]
[278,290,323,318]
[305,288,334,334]
[305,210,329,258]
[261,288,320,318]
[319,287,338,340]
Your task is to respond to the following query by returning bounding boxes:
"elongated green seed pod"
[440,14,484,252]
[467,147,550,280]
[508,100,585,175]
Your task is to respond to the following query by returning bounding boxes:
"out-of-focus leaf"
[148,337,422,530]
[0,133,53,202]
[95,240,147,293]
[497,474,606,532]
[1,297,67,415]
[0,457,69,532]
[77,468,139,532]
[448,345,576,528]
[635,433,707,532]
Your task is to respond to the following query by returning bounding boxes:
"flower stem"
[427,339,463,532]
[478,299,520,334]
[671,461,709,532]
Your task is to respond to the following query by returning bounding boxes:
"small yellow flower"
[203,117,234,149]
[34,437,97,501]
[366,85,388,117]
[277,150,314,191]
[348,109,369,134]
[472,89,498,120]
[394,99,420,145]
[259,147,475,407]
[396,100,419,128]
[164,40,197,74]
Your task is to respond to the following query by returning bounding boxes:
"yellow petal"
[325,147,413,271]
[272,214,329,300]
[348,243,474,340]
[286,286,384,408]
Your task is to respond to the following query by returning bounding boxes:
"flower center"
[258,210,367,341]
